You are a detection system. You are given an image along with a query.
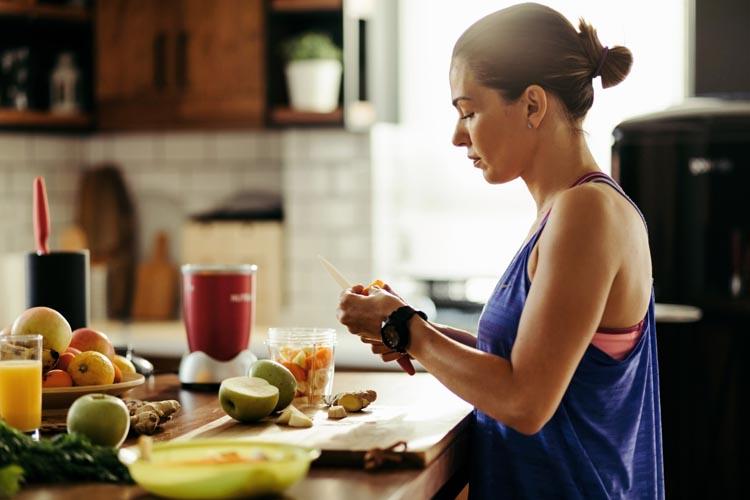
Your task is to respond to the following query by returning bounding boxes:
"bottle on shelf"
[50,52,80,114]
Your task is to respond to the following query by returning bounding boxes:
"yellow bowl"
[119,439,321,499]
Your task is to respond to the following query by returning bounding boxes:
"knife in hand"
[318,255,416,375]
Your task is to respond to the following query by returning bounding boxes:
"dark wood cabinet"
[96,0,179,129]
[0,0,94,130]
[96,0,264,130]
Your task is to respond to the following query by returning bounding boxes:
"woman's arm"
[429,322,477,348]
[339,185,623,435]
[406,187,621,434]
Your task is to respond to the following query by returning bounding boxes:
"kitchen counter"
[92,320,426,372]
[20,372,473,499]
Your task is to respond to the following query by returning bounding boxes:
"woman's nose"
[452,122,470,148]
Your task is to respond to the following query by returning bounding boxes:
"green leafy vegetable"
[0,465,23,498]
[0,420,132,492]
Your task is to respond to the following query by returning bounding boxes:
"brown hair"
[452,3,633,121]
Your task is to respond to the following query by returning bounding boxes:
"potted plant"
[282,32,342,113]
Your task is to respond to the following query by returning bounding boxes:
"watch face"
[382,324,400,349]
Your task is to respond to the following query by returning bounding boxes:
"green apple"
[219,377,279,423]
[248,359,297,412]
[11,307,72,371]
[67,393,130,447]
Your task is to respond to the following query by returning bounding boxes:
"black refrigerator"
[612,99,750,498]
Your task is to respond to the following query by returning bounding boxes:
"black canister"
[26,250,89,330]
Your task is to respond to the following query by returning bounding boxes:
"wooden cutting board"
[132,232,178,320]
[174,374,473,468]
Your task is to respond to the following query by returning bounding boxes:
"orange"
[67,351,115,386]
[281,361,307,382]
[43,369,73,388]
[311,347,333,370]
[113,363,123,383]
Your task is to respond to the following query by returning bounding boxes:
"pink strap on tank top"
[570,172,645,360]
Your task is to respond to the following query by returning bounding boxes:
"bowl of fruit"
[120,437,320,499]
[2,307,145,409]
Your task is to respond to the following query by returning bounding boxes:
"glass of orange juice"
[0,334,42,438]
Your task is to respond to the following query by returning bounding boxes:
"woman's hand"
[360,336,415,363]
[336,283,406,342]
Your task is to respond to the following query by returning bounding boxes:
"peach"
[57,351,76,372]
[69,328,114,360]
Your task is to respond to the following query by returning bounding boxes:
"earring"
[527,122,533,129]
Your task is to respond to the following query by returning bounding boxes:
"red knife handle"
[397,356,416,375]
[33,176,50,255]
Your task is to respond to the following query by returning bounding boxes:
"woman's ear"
[523,85,547,129]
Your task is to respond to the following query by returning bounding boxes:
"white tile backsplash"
[162,133,211,161]
[0,135,29,162]
[0,127,374,329]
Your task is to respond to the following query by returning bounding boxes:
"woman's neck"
[521,121,600,215]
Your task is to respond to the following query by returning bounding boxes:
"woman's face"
[449,59,533,184]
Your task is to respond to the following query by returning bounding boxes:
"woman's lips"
[471,157,483,168]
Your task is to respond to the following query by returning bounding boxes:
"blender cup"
[266,328,336,405]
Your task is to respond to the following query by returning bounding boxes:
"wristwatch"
[381,305,428,353]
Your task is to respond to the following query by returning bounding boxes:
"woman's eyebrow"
[452,96,472,107]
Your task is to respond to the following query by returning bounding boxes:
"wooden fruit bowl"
[42,372,145,409]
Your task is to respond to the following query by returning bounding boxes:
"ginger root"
[329,390,377,412]
[327,405,347,419]
[126,399,181,435]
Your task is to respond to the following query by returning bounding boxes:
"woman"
[337,3,664,499]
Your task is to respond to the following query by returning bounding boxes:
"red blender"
[179,264,258,388]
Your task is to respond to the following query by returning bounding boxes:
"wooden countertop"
[20,372,473,500]
[92,320,428,372]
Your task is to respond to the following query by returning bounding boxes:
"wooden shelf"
[270,106,343,126]
[270,0,341,12]
[0,2,91,22]
[0,109,92,129]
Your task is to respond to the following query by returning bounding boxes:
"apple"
[11,307,72,371]
[67,393,130,447]
[219,377,279,423]
[69,328,114,360]
[248,359,297,412]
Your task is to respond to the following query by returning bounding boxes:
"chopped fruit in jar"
[282,361,307,382]
[311,369,331,393]
[311,346,333,370]
[292,350,308,369]
[295,381,308,397]
[278,346,299,362]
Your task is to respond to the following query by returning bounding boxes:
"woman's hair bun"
[578,19,633,89]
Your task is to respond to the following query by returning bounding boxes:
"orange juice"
[0,359,42,432]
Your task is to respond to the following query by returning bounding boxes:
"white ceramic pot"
[285,59,342,113]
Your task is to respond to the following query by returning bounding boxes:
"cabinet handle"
[153,32,167,90]
[176,31,189,89]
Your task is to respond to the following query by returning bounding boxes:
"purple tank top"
[470,172,665,499]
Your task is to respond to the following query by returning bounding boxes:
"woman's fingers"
[381,352,403,362]
[360,337,383,345]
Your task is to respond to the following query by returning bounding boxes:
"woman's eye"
[460,112,475,121]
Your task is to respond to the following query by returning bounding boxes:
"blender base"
[178,349,257,389]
